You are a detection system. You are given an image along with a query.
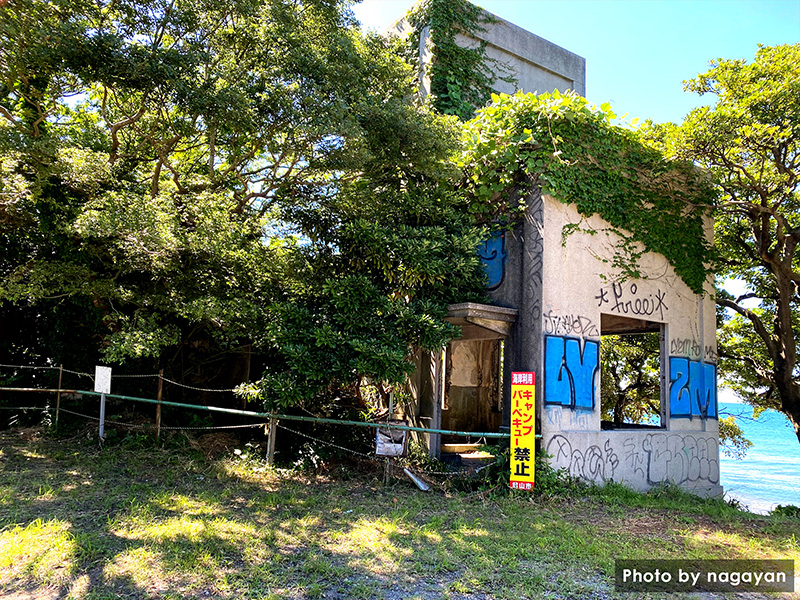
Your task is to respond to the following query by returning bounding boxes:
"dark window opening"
[600,314,664,430]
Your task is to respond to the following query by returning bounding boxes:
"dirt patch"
[193,432,240,458]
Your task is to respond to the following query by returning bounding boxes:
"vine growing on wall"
[459,91,717,294]
[403,0,514,120]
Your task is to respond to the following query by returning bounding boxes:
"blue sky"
[352,0,800,124]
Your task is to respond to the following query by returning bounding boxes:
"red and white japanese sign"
[510,371,535,490]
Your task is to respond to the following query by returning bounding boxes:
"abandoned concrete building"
[394,2,722,498]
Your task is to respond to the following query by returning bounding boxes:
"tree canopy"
[0,0,487,409]
[661,44,800,444]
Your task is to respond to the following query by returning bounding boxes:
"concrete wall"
[543,430,720,496]
[537,196,721,497]
[454,15,586,97]
[413,189,721,497]
[389,3,586,101]
[487,190,545,433]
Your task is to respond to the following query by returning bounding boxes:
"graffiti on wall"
[545,435,619,482]
[546,405,593,430]
[669,358,717,419]
[595,282,668,321]
[546,433,720,487]
[669,338,719,363]
[543,311,599,337]
[544,336,598,410]
[523,193,544,322]
[477,231,507,290]
[670,337,701,359]
[623,434,720,485]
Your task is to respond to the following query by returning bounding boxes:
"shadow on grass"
[0,428,797,600]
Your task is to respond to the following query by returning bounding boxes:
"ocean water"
[718,401,800,514]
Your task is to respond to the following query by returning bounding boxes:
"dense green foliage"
[401,0,513,120]
[600,333,661,426]
[0,0,487,408]
[660,44,800,444]
[460,91,717,293]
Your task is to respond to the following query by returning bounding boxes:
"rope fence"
[1,399,500,484]
[0,362,242,392]
[0,361,535,486]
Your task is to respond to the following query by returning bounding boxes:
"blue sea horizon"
[718,401,800,514]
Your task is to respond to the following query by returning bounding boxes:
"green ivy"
[403,0,514,120]
[460,91,717,294]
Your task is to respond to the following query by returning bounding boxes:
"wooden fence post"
[266,417,278,466]
[156,369,164,442]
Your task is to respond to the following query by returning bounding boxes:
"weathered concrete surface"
[443,339,502,434]
[389,2,586,100]
[543,430,723,498]
[455,13,586,96]
[488,190,545,432]
[446,302,518,339]
[536,196,720,496]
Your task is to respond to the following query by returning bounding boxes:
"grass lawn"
[0,427,797,600]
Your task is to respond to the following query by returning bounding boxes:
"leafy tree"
[661,44,800,445]
[0,0,486,407]
[717,414,753,459]
[600,333,661,427]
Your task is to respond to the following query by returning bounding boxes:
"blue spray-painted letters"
[544,336,598,410]
[669,357,717,419]
[477,232,507,290]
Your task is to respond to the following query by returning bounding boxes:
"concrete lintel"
[447,303,517,341]
[447,302,518,322]
[466,316,513,337]
[601,313,661,334]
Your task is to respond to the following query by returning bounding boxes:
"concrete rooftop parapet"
[464,7,586,97]
[387,1,586,100]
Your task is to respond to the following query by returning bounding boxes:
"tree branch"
[716,296,777,357]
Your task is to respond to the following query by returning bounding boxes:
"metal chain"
[278,423,375,459]
[61,369,94,377]
[0,406,50,411]
[160,377,240,393]
[0,363,94,378]
[159,423,263,431]
[0,363,55,371]
[276,422,489,477]
[0,362,243,391]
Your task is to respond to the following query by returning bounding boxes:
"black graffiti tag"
[596,283,668,321]
[543,311,599,337]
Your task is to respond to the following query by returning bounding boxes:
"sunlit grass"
[1,429,798,599]
[0,518,76,587]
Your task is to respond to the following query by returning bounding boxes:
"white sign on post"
[94,366,112,394]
